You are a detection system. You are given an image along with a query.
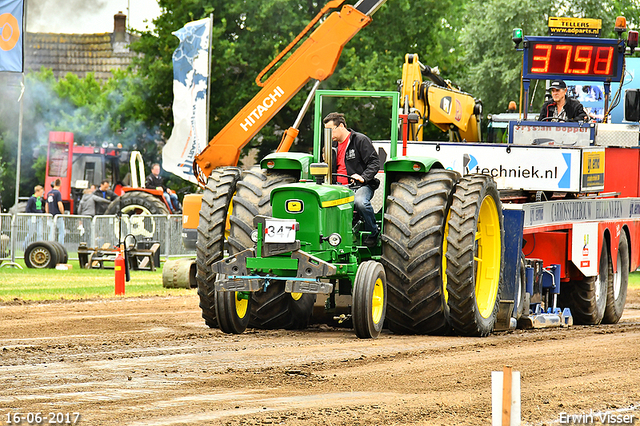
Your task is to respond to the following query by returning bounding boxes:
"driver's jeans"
[354,185,377,234]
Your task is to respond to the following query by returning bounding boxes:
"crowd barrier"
[0,213,194,263]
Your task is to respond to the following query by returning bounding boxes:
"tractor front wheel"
[215,280,252,334]
[445,175,504,337]
[229,168,315,330]
[352,261,387,339]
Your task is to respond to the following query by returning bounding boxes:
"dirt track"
[1,290,639,426]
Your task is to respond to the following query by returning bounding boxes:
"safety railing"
[0,214,194,263]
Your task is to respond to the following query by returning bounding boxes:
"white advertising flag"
[162,17,211,184]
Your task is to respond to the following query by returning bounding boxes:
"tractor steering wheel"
[540,116,565,122]
[332,173,360,186]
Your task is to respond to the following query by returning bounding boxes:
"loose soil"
[1,290,639,426]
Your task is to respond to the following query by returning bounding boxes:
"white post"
[492,366,521,426]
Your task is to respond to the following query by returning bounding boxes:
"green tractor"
[200,90,505,338]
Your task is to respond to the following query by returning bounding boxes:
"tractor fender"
[260,152,314,180]
[383,156,445,194]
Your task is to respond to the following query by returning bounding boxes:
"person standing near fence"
[24,185,46,249]
[45,179,65,244]
[78,188,110,217]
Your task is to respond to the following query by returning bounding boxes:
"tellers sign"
[523,36,624,81]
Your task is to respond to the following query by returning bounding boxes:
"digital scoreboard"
[523,36,625,81]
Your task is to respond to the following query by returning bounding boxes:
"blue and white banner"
[162,17,211,184]
[0,0,24,72]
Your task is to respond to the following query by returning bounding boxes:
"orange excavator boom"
[193,0,387,185]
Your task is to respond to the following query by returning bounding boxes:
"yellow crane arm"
[400,53,482,142]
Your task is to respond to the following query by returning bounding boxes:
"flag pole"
[205,13,213,142]
[4,0,27,269]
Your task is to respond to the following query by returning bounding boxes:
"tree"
[461,0,640,116]
[130,0,464,166]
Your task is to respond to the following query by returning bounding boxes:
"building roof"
[24,14,139,81]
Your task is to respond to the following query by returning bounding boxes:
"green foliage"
[462,0,640,115]
[130,0,463,161]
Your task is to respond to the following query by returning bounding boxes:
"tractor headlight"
[251,230,259,243]
[328,233,342,247]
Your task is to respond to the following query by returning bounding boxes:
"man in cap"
[538,79,587,122]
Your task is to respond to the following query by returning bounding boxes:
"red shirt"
[336,133,350,185]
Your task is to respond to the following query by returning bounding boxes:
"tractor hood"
[270,182,354,208]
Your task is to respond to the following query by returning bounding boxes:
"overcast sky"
[27,0,162,34]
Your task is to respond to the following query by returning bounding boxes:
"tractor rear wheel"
[381,170,459,335]
[445,174,504,337]
[24,241,58,269]
[105,191,170,215]
[352,260,387,339]
[603,232,629,324]
[560,240,609,325]
[215,275,252,334]
[228,168,315,329]
[195,167,241,328]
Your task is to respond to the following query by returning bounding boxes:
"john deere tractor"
[200,90,505,338]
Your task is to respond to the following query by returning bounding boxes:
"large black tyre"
[560,240,609,325]
[195,167,241,329]
[352,260,387,339]
[603,232,629,324]
[229,168,315,329]
[514,254,527,320]
[50,241,68,264]
[215,275,252,334]
[445,174,505,337]
[105,191,170,215]
[381,170,459,335]
[24,241,59,269]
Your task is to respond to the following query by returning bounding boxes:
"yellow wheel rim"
[371,277,384,324]
[291,292,303,301]
[235,292,248,319]
[442,209,452,303]
[475,195,501,319]
[225,192,235,240]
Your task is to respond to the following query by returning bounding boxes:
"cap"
[548,79,567,90]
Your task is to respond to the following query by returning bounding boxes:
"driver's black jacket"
[538,96,587,122]
[331,129,380,189]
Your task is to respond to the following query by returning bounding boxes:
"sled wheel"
[603,232,629,324]
[559,239,609,325]
[352,260,387,339]
[445,175,504,336]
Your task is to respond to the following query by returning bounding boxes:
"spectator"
[78,188,110,217]
[93,181,117,215]
[94,180,117,201]
[45,178,65,243]
[24,185,46,248]
[26,185,45,214]
[146,163,182,213]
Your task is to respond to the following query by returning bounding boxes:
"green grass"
[630,271,640,288]
[0,259,195,302]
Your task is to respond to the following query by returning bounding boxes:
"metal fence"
[0,213,194,262]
